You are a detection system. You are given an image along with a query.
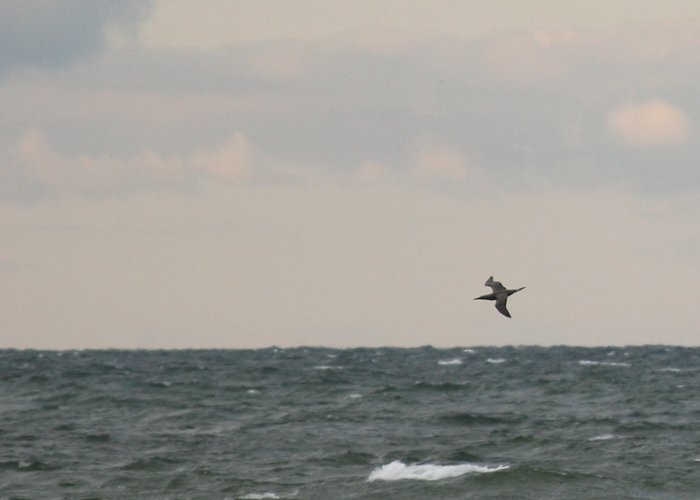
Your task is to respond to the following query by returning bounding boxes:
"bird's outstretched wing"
[495,295,511,318]
[485,276,506,292]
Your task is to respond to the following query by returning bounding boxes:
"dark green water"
[2,346,700,499]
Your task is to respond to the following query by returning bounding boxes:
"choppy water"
[2,346,700,499]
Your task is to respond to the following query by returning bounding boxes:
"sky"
[2,1,700,349]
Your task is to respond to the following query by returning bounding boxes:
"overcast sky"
[2,1,700,349]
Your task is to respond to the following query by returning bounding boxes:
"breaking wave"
[367,460,508,482]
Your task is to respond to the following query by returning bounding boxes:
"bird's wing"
[495,295,511,318]
[485,276,506,292]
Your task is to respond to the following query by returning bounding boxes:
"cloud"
[189,133,253,182]
[607,99,692,147]
[12,128,253,196]
[408,138,473,181]
[4,23,700,199]
[245,45,310,79]
[354,160,388,183]
[477,30,571,84]
[0,0,153,76]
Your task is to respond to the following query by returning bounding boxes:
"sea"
[2,346,700,499]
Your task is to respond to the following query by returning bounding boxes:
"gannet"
[474,276,525,318]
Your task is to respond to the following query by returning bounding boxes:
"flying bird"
[474,276,525,318]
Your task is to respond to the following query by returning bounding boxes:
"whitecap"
[313,365,341,370]
[438,359,462,366]
[463,349,476,354]
[348,393,362,399]
[487,358,506,364]
[588,434,616,441]
[367,460,508,482]
[240,494,280,499]
[578,360,630,367]
[659,368,682,372]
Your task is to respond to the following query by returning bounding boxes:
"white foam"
[348,393,362,399]
[487,358,506,364]
[367,461,508,482]
[240,494,280,499]
[659,367,682,372]
[588,434,616,441]
[313,365,341,370]
[578,360,630,367]
[463,349,476,354]
[438,359,462,366]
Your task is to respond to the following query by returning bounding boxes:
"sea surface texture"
[2,346,700,499]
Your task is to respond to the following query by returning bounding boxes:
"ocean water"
[2,346,700,499]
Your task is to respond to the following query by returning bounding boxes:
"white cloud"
[478,30,570,84]
[607,99,692,147]
[408,138,475,181]
[139,0,700,48]
[13,128,253,195]
[245,45,310,79]
[354,160,388,183]
[189,132,253,182]
[4,21,700,201]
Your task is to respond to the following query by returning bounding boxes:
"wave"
[367,460,508,482]
[487,358,506,364]
[238,490,298,499]
[588,434,617,441]
[438,359,462,365]
[578,360,630,367]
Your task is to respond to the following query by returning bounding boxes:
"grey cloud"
[3,23,700,200]
[0,0,153,76]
